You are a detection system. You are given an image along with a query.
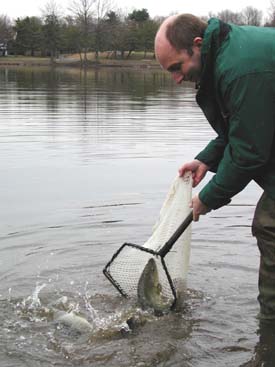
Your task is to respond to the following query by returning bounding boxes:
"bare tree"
[217,9,244,25]
[94,0,113,21]
[0,15,14,55]
[41,0,62,19]
[93,0,113,60]
[62,15,83,60]
[265,0,275,26]
[69,0,95,66]
[42,1,62,62]
[242,6,262,26]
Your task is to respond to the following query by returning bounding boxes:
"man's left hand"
[190,194,210,221]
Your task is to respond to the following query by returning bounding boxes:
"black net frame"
[103,211,193,311]
[103,242,178,310]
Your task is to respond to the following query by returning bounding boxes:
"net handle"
[158,211,193,258]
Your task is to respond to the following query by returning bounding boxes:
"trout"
[137,258,171,315]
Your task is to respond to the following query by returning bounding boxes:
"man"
[154,14,275,319]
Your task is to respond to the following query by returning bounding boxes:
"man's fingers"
[178,165,190,177]
[193,213,199,221]
[192,209,199,221]
[178,161,199,177]
[178,168,184,177]
[192,176,200,187]
[189,199,198,221]
[178,167,184,176]
[193,166,207,187]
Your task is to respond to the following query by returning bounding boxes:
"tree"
[265,0,275,26]
[92,0,113,60]
[0,15,14,55]
[125,9,151,58]
[128,8,149,22]
[42,1,62,62]
[138,19,158,58]
[62,16,83,57]
[124,19,139,58]
[241,6,262,26]
[105,10,118,24]
[14,16,43,55]
[69,0,95,66]
[102,10,121,58]
[216,9,244,25]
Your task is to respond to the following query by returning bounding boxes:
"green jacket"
[195,18,275,209]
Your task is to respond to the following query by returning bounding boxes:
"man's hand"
[178,159,209,187]
[190,194,210,221]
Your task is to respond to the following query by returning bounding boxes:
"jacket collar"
[197,18,231,93]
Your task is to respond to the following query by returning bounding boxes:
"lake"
[0,66,270,367]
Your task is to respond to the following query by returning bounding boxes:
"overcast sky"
[1,0,272,20]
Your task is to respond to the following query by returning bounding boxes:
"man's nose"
[172,73,183,84]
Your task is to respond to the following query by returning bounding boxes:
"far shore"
[0,53,161,69]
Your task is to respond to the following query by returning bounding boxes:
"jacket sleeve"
[199,73,275,209]
[195,134,227,172]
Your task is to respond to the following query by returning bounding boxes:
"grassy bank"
[0,52,161,69]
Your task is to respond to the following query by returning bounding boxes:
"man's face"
[156,38,202,84]
[166,48,202,84]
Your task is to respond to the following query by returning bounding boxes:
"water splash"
[17,283,47,311]
[8,287,12,302]
[83,281,101,327]
[82,281,132,333]
[26,283,47,308]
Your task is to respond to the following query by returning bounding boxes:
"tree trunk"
[50,49,55,64]
[78,50,83,64]
[126,50,133,59]
[83,48,88,67]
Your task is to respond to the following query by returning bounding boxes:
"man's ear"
[193,37,203,47]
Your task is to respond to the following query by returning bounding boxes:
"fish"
[137,258,171,315]
[54,310,94,333]
[53,308,151,337]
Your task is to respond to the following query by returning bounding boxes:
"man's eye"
[168,63,182,73]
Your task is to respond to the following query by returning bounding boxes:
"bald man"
[155,15,209,222]
[155,14,275,320]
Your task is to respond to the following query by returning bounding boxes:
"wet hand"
[190,194,210,221]
[178,159,209,187]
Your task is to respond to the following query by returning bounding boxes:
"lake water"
[0,66,271,367]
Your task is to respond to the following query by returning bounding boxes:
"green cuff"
[199,180,231,209]
[195,138,226,173]
[195,151,218,172]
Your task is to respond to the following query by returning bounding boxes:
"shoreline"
[0,56,161,69]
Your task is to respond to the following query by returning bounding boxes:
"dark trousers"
[252,192,275,319]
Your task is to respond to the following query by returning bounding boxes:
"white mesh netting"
[143,173,192,280]
[106,173,192,303]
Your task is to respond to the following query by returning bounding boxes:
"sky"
[1,0,272,20]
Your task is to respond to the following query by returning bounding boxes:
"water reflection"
[0,66,207,165]
[0,66,181,102]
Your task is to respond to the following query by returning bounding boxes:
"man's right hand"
[178,159,209,187]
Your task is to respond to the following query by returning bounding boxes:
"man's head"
[155,14,207,84]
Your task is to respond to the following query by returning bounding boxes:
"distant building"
[0,43,8,56]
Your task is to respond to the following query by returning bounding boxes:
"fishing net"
[103,173,192,309]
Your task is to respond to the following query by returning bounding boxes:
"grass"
[0,52,160,69]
